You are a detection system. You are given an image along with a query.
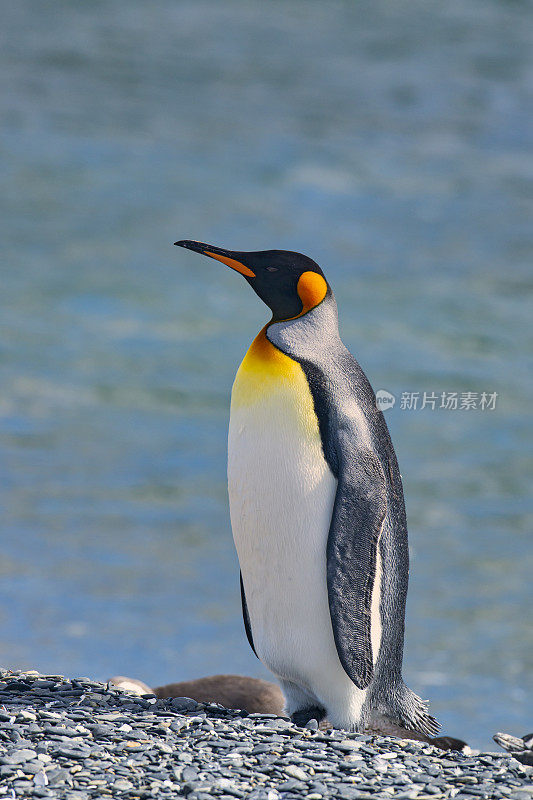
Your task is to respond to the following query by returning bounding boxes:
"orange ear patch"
[296,271,328,315]
[204,251,256,278]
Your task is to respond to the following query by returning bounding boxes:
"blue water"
[1,0,532,750]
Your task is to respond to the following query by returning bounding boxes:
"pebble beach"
[0,671,531,800]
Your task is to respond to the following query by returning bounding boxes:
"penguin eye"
[266,267,279,272]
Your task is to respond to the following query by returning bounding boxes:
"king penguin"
[175,240,439,736]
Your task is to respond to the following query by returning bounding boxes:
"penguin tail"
[394,683,440,737]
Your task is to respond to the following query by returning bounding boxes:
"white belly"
[228,371,343,695]
[226,327,381,728]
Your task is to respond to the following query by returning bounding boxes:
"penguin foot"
[291,705,326,727]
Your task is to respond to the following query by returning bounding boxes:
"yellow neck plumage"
[231,271,328,408]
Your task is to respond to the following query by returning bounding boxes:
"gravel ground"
[0,670,531,800]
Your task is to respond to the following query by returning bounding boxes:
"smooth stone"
[176,752,194,763]
[113,779,134,790]
[86,724,113,738]
[309,781,329,794]
[252,744,272,754]
[335,789,374,800]
[283,764,309,783]
[409,773,431,784]
[19,762,43,775]
[51,746,91,759]
[333,741,363,753]
[41,725,86,738]
[182,782,211,796]
[169,697,199,712]
[16,710,37,722]
[1,748,38,764]
[5,681,30,691]
[182,767,199,781]
[277,779,306,792]
[11,781,34,791]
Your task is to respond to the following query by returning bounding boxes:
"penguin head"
[175,240,330,322]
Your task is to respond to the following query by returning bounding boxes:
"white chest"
[228,356,338,684]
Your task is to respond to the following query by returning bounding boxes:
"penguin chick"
[110,673,285,714]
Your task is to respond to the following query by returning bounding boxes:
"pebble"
[0,668,531,800]
[0,748,37,765]
[283,764,309,781]
[170,697,200,712]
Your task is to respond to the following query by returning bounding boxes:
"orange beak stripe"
[204,251,256,278]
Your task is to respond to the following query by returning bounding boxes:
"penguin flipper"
[327,445,387,690]
[240,571,258,658]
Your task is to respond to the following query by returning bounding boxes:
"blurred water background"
[1,0,532,749]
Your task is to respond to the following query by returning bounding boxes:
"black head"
[174,240,330,322]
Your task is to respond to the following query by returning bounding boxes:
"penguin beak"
[174,240,256,278]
